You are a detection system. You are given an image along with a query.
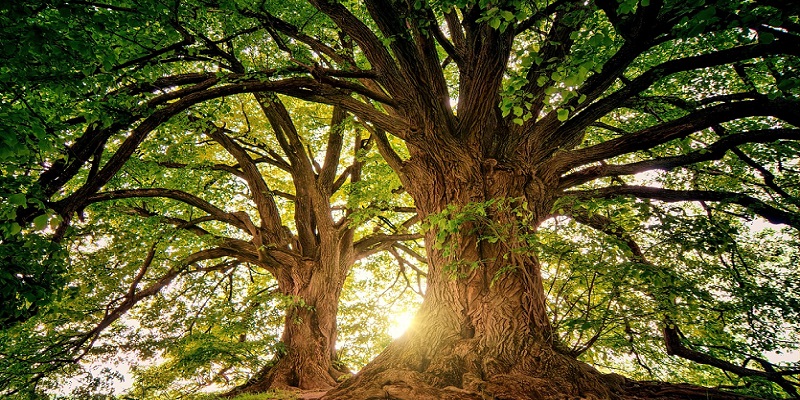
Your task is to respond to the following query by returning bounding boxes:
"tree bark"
[229,262,349,394]
[325,151,617,399]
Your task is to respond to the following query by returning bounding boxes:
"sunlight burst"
[388,312,414,339]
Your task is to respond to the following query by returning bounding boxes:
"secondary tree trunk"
[229,261,349,395]
[325,150,618,399]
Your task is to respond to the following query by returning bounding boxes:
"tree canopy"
[1,0,799,399]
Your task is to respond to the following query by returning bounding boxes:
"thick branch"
[553,98,800,172]
[559,128,800,188]
[307,0,403,93]
[563,186,800,229]
[319,106,347,193]
[553,40,800,152]
[664,325,799,397]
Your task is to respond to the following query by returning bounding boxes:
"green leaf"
[33,214,49,231]
[557,108,569,122]
[537,76,548,87]
[758,32,775,44]
[8,193,26,206]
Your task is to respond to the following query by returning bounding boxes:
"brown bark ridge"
[227,262,350,394]
[321,149,617,399]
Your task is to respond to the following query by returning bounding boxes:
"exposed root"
[323,369,484,400]
[323,341,619,400]
[620,380,764,400]
[325,368,764,400]
[323,343,762,400]
[225,355,344,397]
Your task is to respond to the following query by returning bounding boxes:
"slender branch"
[515,0,568,34]
[157,160,246,179]
[730,147,798,205]
[393,242,428,266]
[389,246,428,280]
[353,233,424,261]
[664,324,799,397]
[365,124,410,188]
[239,7,349,66]
[81,188,249,232]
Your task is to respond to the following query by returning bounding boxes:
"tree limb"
[552,40,800,154]
[562,185,800,229]
[353,233,424,261]
[559,128,800,188]
[552,98,800,173]
[664,324,799,397]
[80,188,249,232]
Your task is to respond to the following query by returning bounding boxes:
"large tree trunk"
[230,263,349,395]
[325,153,618,399]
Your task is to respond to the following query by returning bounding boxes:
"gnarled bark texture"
[325,146,616,399]
[229,264,348,394]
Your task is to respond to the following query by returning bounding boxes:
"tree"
[1,93,421,396]
[2,0,799,398]
[1,3,422,394]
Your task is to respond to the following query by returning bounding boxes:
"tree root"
[323,359,765,400]
[323,352,620,399]
[620,380,764,400]
[225,355,346,397]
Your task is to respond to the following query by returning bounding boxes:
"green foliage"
[0,234,66,328]
[1,0,799,397]
[539,196,800,395]
[0,180,67,328]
